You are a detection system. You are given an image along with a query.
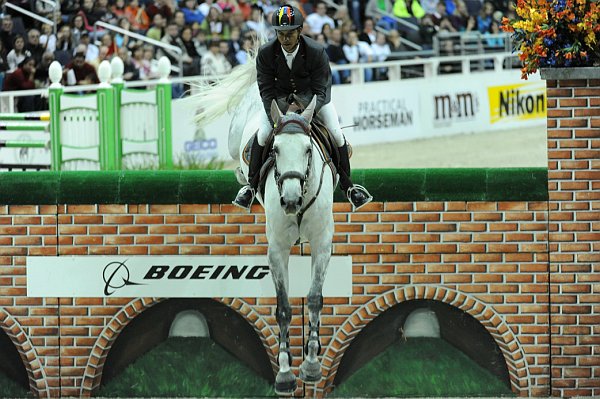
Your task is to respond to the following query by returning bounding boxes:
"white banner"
[174,70,546,163]
[27,256,352,298]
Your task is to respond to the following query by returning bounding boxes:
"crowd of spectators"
[0,0,512,110]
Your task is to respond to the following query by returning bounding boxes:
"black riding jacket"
[256,35,332,124]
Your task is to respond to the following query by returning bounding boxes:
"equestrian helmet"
[272,5,304,31]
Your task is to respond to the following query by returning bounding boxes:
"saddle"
[242,99,350,199]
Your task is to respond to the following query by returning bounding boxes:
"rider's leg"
[318,102,372,209]
[232,114,271,209]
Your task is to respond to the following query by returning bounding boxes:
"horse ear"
[270,99,283,126]
[301,96,317,123]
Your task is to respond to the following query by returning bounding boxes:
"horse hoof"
[299,359,322,383]
[275,370,297,395]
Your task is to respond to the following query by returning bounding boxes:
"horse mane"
[193,32,269,126]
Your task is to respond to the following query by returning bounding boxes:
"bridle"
[271,117,329,225]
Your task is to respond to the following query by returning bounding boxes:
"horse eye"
[305,147,311,154]
[273,146,279,155]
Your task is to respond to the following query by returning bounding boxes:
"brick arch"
[80,297,277,397]
[0,308,50,398]
[322,285,530,395]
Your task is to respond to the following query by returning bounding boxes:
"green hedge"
[0,168,548,205]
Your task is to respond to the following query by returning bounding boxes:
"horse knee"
[276,304,292,325]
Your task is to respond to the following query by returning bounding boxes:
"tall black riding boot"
[338,142,372,210]
[233,137,265,210]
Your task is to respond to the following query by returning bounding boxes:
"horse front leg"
[299,239,332,383]
[269,246,297,395]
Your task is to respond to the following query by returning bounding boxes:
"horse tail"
[192,59,258,126]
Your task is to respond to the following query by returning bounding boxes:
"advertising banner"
[172,70,546,162]
[27,255,352,298]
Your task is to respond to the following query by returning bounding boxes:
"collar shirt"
[281,44,300,69]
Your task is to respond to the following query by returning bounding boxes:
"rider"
[233,4,372,211]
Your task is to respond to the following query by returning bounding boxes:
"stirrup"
[347,184,373,210]
[232,185,256,210]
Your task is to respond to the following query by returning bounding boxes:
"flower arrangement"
[501,0,600,79]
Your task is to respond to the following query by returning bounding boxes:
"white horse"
[194,59,335,394]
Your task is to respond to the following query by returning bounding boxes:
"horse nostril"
[297,197,303,207]
[280,197,286,207]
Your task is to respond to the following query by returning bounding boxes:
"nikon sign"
[26,256,352,298]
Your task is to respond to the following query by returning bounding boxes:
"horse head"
[271,95,317,216]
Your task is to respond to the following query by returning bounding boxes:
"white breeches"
[256,102,345,147]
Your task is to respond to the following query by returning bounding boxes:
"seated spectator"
[371,31,390,80]
[115,17,134,49]
[0,15,17,52]
[146,14,166,42]
[64,45,99,85]
[3,57,37,111]
[343,31,373,82]
[217,0,238,12]
[7,35,31,73]
[181,0,205,28]
[429,1,448,26]
[200,5,230,39]
[89,45,111,71]
[393,0,426,22]
[173,10,187,31]
[179,25,202,76]
[420,0,439,15]
[26,29,44,65]
[219,38,237,68]
[100,32,117,57]
[199,0,217,17]
[235,35,252,65]
[449,0,469,30]
[146,0,174,22]
[34,51,55,88]
[125,0,151,32]
[79,32,99,62]
[477,1,495,33]
[39,23,57,53]
[245,6,269,38]
[418,15,438,49]
[159,22,181,66]
[0,40,9,88]
[70,13,87,43]
[116,47,140,81]
[326,28,349,84]
[94,0,118,25]
[386,29,409,56]
[35,0,58,20]
[201,39,231,77]
[55,24,76,53]
[140,45,160,80]
[305,2,335,36]
[80,0,102,26]
[112,0,127,19]
[365,0,395,30]
[358,17,377,45]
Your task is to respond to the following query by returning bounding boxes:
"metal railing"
[373,9,420,32]
[0,51,521,111]
[93,21,184,76]
[3,2,56,33]
[375,26,423,51]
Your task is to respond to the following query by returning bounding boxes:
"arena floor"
[350,126,547,169]
[223,126,547,170]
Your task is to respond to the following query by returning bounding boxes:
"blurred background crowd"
[0,0,515,109]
